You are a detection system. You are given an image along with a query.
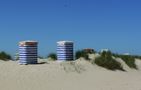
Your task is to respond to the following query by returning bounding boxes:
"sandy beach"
[0,58,141,90]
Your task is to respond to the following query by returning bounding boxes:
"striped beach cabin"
[19,40,38,64]
[57,41,74,61]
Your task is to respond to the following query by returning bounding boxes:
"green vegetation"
[75,50,89,60]
[0,51,12,61]
[121,56,137,69]
[130,55,141,60]
[113,54,137,69]
[38,56,44,59]
[47,53,57,61]
[94,51,124,71]
[14,53,19,61]
[83,49,96,54]
[75,49,96,60]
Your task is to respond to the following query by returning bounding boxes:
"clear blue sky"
[0,0,141,56]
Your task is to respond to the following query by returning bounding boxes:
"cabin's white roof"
[19,40,38,45]
[57,41,73,44]
[19,40,38,43]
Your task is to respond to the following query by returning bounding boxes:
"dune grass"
[93,51,124,71]
[75,50,90,60]
[0,51,11,61]
[47,53,57,61]
[113,54,137,69]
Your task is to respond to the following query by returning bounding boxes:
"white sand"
[0,59,141,90]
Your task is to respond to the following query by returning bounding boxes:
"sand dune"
[0,59,141,90]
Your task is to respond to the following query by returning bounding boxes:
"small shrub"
[14,53,19,61]
[121,55,137,69]
[75,50,89,60]
[38,56,44,59]
[0,51,11,61]
[112,53,137,69]
[132,55,141,60]
[83,49,96,54]
[47,53,57,61]
[94,51,124,71]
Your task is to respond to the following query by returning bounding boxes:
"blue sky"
[0,0,141,56]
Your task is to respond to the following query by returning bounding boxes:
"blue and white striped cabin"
[19,41,38,64]
[57,41,74,61]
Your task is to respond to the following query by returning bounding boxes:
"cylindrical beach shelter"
[57,41,74,61]
[19,40,38,64]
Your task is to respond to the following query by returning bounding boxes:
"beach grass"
[47,53,57,61]
[93,51,124,71]
[0,51,11,61]
[113,54,137,69]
